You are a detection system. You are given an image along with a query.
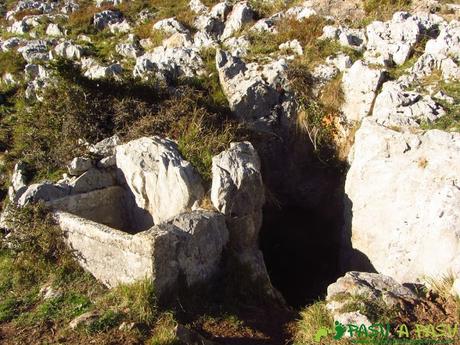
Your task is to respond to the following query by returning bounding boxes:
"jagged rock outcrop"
[216,50,294,128]
[134,46,204,81]
[345,119,460,284]
[373,81,445,127]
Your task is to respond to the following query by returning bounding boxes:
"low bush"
[0,50,26,76]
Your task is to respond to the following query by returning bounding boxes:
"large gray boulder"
[115,137,204,225]
[365,12,441,66]
[345,119,460,284]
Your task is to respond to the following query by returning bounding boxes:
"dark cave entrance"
[254,132,347,308]
[260,202,344,308]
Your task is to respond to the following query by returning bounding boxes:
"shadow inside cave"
[260,203,344,308]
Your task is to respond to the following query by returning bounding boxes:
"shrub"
[287,64,341,163]
[0,51,26,76]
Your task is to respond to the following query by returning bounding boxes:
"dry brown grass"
[14,8,42,20]
[277,16,327,48]
[320,76,344,113]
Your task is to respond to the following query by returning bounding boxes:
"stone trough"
[6,136,282,303]
[10,136,229,302]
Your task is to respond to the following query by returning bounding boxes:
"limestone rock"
[69,168,117,194]
[83,60,123,80]
[55,210,228,302]
[8,20,30,35]
[55,41,84,60]
[108,20,131,34]
[162,33,193,49]
[153,18,188,35]
[345,119,460,283]
[68,157,93,176]
[18,182,71,206]
[115,137,204,224]
[8,162,27,203]
[97,155,116,168]
[221,2,254,40]
[285,5,317,20]
[211,142,265,240]
[45,23,63,37]
[223,36,250,57]
[89,135,121,157]
[341,61,385,122]
[279,39,303,55]
[210,2,231,20]
[190,0,209,14]
[134,46,204,81]
[216,50,288,125]
[327,272,418,305]
[373,81,445,127]
[93,10,123,30]
[325,53,352,71]
[116,42,142,58]
[211,142,282,300]
[18,40,50,63]
[327,272,418,331]
[365,12,440,66]
[1,37,24,51]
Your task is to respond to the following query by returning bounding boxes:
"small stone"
[69,311,99,329]
[68,157,93,176]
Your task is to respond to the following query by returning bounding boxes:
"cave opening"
[255,133,347,308]
[260,201,344,308]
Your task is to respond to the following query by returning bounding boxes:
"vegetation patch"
[421,80,460,132]
[363,0,412,22]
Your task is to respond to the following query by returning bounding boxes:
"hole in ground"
[260,202,344,308]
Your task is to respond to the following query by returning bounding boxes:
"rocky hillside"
[0,0,460,344]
